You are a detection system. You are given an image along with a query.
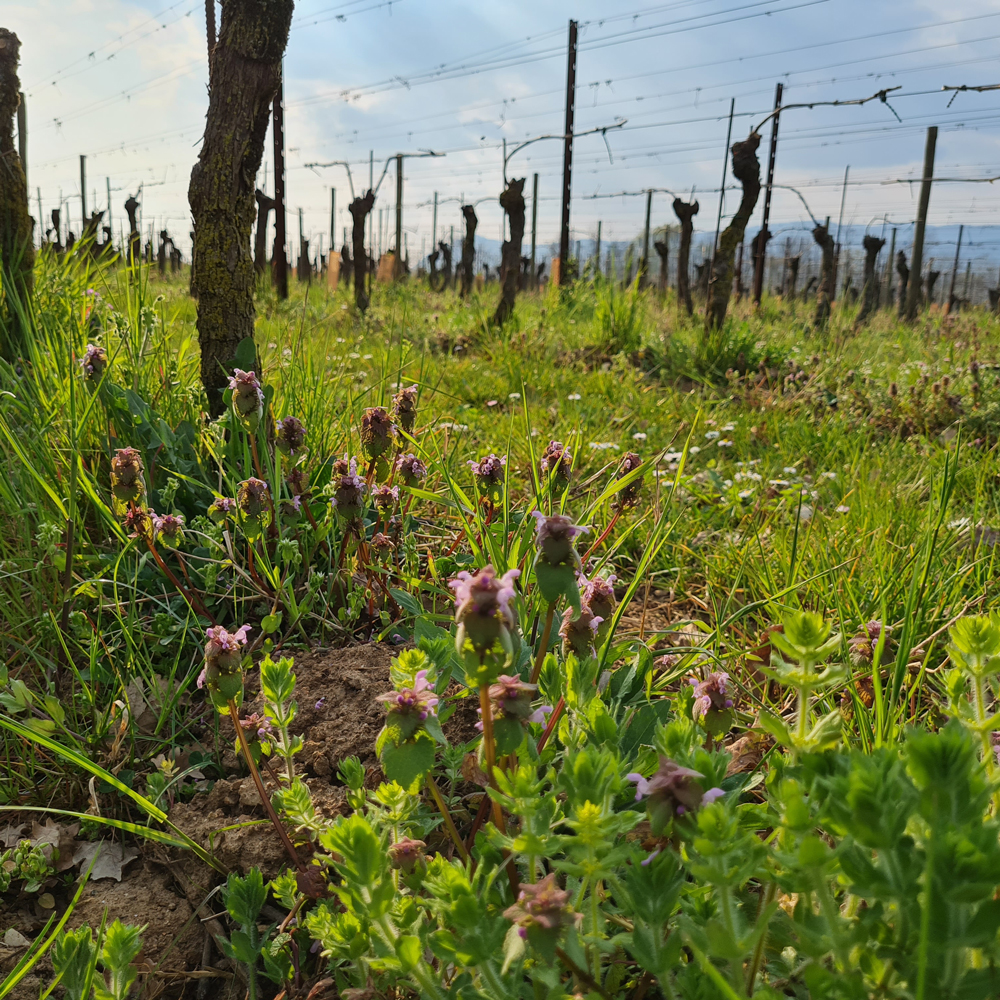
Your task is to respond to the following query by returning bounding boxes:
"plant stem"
[426,774,469,861]
[478,684,506,834]
[582,508,621,563]
[537,696,565,751]
[229,700,303,871]
[530,603,556,685]
[144,537,215,623]
[745,881,776,995]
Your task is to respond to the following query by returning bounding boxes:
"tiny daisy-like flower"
[689,446,701,455]
[738,489,754,500]
[508,392,521,400]
[632,432,647,441]
[821,471,837,480]
[836,505,850,514]
[567,393,582,401]
[717,439,733,448]
[705,430,720,440]
[722,423,735,431]
[783,466,797,475]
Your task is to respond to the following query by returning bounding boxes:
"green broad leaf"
[381,737,436,791]
[390,589,424,617]
[423,714,448,746]
[227,930,259,966]
[757,710,793,748]
[806,709,844,750]
[234,337,258,372]
[502,923,526,974]
[493,716,525,756]
[260,613,283,635]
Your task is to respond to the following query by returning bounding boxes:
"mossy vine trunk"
[493,178,525,327]
[0,29,34,357]
[349,191,374,312]
[460,204,477,298]
[188,0,293,417]
[705,133,761,332]
[895,251,909,319]
[812,223,836,329]
[672,198,698,316]
[254,189,275,276]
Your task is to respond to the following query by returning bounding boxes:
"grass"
[1,247,1000,808]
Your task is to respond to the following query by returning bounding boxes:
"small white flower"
[349,352,361,359]
[798,505,814,522]
[336,337,346,343]
[633,432,647,441]
[567,393,582,401]
[689,446,701,455]
[663,451,683,462]
[363,354,373,360]
[717,439,733,448]
[508,392,521,400]
[769,479,790,488]
[783,466,797,475]
[588,442,620,451]
[835,505,850,514]
[821,471,837,480]
[531,429,539,437]
[705,430,720,440]
[722,423,735,432]
[738,489,755,500]
[722,479,733,488]
[282,348,292,358]
[267,342,277,349]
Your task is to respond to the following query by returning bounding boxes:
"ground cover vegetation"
[2,247,1000,999]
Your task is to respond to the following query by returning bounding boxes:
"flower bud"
[372,484,399,513]
[287,467,309,497]
[689,672,734,737]
[376,669,439,740]
[81,344,108,381]
[123,506,154,543]
[503,873,582,950]
[391,385,419,434]
[485,675,550,726]
[395,454,427,487]
[531,513,587,610]
[371,532,394,559]
[388,837,427,875]
[627,756,724,836]
[236,478,273,540]
[581,575,616,642]
[612,451,644,512]
[228,370,264,431]
[275,416,306,457]
[360,407,394,460]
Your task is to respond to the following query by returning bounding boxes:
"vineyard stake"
[557,19,577,285]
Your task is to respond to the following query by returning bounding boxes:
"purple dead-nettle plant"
[236,477,272,540]
[153,512,185,549]
[388,836,427,874]
[540,439,573,488]
[330,457,368,521]
[478,675,551,730]
[376,669,439,740]
[690,671,736,738]
[395,454,427,487]
[239,712,274,742]
[532,512,588,614]
[627,756,725,836]
[450,565,521,660]
[208,496,236,525]
[503,873,583,944]
[469,453,506,502]
[81,344,107,381]
[581,574,617,643]
[198,624,252,712]
[849,619,891,667]
[275,416,306,458]
[279,496,302,522]
[361,406,395,460]
[559,606,604,658]
[613,450,645,512]
[110,447,146,511]
[391,384,419,434]
[371,532,394,558]
[229,369,264,431]
[372,484,400,513]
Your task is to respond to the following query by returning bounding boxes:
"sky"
[9,0,1000,272]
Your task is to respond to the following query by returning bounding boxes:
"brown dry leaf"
[0,824,25,847]
[72,841,139,881]
[31,820,80,871]
[2,928,30,948]
[461,753,488,788]
[725,731,774,777]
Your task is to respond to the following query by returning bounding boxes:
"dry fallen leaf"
[2,928,30,948]
[0,824,25,848]
[72,841,139,881]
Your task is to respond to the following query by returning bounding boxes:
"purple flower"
[208,496,236,524]
[581,574,617,633]
[276,416,306,457]
[559,606,603,658]
[469,454,506,480]
[236,478,273,538]
[330,457,368,520]
[391,385,419,434]
[388,836,427,873]
[111,447,146,510]
[360,407,394,460]
[848,620,890,668]
[239,712,273,741]
[153,512,184,548]
[395,453,427,486]
[531,512,588,566]
[315,697,327,710]
[613,451,644,512]
[503,873,582,936]
[81,344,107,380]
[199,624,252,690]
[287,467,309,497]
[690,672,734,721]
[450,565,520,656]
[376,670,439,739]
[627,756,724,833]
[228,370,264,429]
[372,484,400,512]
[540,440,573,485]
[280,496,303,521]
[479,674,551,729]
[123,506,154,542]
[371,532,394,557]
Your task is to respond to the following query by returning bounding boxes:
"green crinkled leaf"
[534,560,578,607]
[234,337,258,372]
[381,736,436,791]
[423,713,447,745]
[391,589,424,617]
[758,709,793,748]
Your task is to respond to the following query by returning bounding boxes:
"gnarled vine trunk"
[493,178,525,327]
[0,29,34,355]
[253,189,275,276]
[812,223,836,329]
[672,199,698,316]
[188,0,293,416]
[349,191,374,312]
[786,256,800,300]
[705,133,761,331]
[654,238,669,293]
[460,204,477,298]
[895,251,909,319]
[855,234,885,326]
